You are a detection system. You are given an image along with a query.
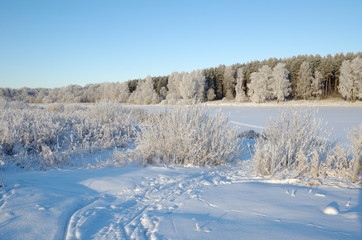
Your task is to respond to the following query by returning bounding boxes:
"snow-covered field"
[1,104,361,240]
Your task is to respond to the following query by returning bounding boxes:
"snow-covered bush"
[253,108,329,176]
[135,105,240,166]
[0,101,138,168]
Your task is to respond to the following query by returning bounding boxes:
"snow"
[1,162,361,240]
[1,104,361,239]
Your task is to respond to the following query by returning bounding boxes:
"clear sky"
[1,0,361,89]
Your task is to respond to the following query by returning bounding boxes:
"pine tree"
[311,70,323,99]
[223,66,236,100]
[296,61,313,99]
[207,88,216,101]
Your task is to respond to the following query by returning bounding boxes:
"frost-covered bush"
[135,105,240,166]
[253,109,361,183]
[47,103,65,112]
[319,124,361,182]
[329,125,362,182]
[0,97,8,109]
[253,108,329,176]
[0,101,138,168]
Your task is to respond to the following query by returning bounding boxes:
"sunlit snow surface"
[1,105,361,240]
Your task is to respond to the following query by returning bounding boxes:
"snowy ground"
[1,104,361,240]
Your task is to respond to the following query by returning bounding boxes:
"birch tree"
[235,68,247,101]
[248,65,273,103]
[128,76,160,105]
[339,57,362,101]
[272,63,291,102]
[165,70,205,103]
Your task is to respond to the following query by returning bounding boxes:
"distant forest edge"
[1,52,362,104]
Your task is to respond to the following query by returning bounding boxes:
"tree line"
[1,52,361,104]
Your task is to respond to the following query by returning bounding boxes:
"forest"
[1,52,361,104]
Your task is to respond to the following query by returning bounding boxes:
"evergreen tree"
[311,70,323,99]
[207,88,216,101]
[223,66,236,100]
[296,61,313,99]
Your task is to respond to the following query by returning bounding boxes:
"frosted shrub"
[47,103,65,112]
[135,105,240,166]
[0,97,8,109]
[343,125,361,181]
[324,144,358,182]
[348,125,362,181]
[0,101,138,168]
[322,124,361,182]
[253,108,329,176]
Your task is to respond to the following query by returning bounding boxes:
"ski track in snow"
[64,170,213,240]
[229,120,264,129]
[1,161,361,239]
[57,164,359,240]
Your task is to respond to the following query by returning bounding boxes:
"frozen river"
[129,105,362,143]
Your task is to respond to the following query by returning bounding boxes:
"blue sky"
[1,0,361,88]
